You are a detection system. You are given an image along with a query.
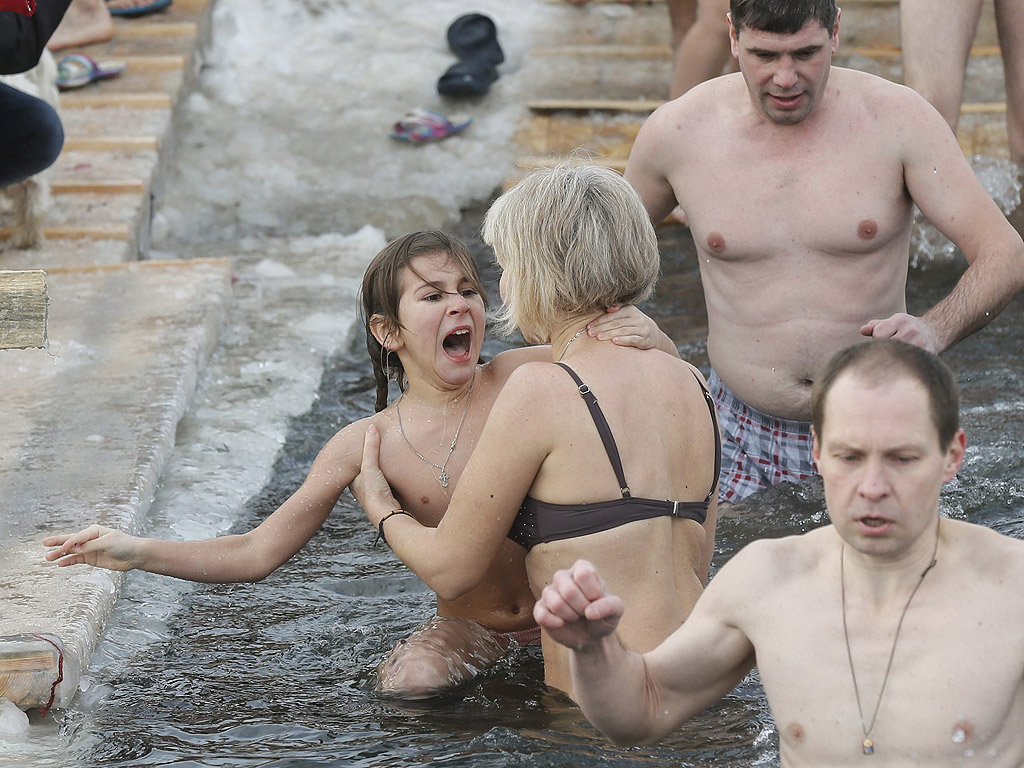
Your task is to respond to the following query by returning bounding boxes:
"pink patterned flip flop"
[390,109,472,144]
[56,54,126,90]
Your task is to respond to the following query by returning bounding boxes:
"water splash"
[911,156,1023,268]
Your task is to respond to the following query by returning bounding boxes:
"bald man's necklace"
[396,372,474,488]
[840,531,939,756]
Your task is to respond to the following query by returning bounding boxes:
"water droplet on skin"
[952,728,966,743]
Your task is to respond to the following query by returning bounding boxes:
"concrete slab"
[0,258,231,709]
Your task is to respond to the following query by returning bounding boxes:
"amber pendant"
[862,738,875,755]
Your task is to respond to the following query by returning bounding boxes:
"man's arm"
[535,559,755,745]
[624,105,686,224]
[862,87,1024,352]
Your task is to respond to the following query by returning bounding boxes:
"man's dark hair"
[729,0,838,35]
[811,339,960,448]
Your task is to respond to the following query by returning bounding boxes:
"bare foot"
[47,0,113,51]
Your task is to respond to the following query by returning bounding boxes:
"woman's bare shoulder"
[480,345,552,385]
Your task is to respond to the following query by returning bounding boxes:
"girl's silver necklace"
[840,530,939,756]
[395,372,475,488]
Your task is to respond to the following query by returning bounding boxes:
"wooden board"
[0,271,47,350]
[0,635,63,710]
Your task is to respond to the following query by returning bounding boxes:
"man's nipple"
[707,232,727,253]
[857,219,878,240]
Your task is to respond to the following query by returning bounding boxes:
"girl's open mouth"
[442,328,472,360]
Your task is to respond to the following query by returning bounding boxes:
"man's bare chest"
[677,140,912,260]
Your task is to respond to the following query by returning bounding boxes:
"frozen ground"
[152,0,590,246]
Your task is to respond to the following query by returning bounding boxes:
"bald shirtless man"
[535,339,1024,766]
[625,0,1024,502]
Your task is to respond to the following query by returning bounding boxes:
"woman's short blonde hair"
[482,161,660,341]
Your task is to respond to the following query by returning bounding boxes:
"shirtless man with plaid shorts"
[625,0,1024,502]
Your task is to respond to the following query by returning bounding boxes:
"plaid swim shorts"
[708,370,818,503]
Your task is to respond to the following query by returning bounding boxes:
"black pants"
[0,80,63,187]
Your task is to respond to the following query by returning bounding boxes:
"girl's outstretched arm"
[43,419,369,582]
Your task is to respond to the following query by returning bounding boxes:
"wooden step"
[0,237,133,270]
[63,136,160,152]
[51,179,147,195]
[961,102,1006,115]
[0,635,63,711]
[530,98,663,112]
[0,271,47,349]
[60,92,174,109]
[111,21,198,39]
[116,54,188,69]
[0,224,131,241]
[516,112,642,158]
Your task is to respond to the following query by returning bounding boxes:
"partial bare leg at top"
[995,0,1024,166]
[899,0,984,134]
[47,0,113,51]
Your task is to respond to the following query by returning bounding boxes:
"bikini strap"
[692,370,722,504]
[555,362,631,498]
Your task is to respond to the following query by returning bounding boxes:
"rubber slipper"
[106,0,171,18]
[438,58,500,98]
[56,54,126,90]
[390,109,472,144]
[437,13,504,97]
[446,13,504,66]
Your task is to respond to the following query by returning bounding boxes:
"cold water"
[6,219,1020,768]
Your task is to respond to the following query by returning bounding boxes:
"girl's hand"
[588,305,680,358]
[43,525,140,571]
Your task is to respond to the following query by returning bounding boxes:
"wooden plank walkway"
[0,0,213,269]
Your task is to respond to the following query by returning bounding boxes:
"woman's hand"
[43,525,141,571]
[350,424,400,528]
[588,305,680,357]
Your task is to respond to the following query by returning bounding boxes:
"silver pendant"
[439,471,450,488]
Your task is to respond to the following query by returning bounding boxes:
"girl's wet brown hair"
[359,230,486,412]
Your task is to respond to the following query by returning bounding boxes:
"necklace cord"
[395,372,475,487]
[840,526,940,751]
